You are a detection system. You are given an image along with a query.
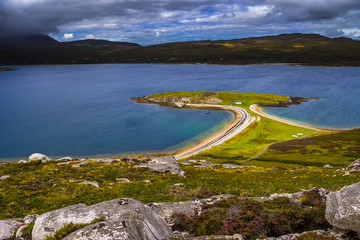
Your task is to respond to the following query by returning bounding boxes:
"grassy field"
[0,160,359,220]
[148,91,289,108]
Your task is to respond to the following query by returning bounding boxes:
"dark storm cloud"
[0,0,360,43]
[263,0,360,21]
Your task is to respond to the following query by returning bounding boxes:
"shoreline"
[249,104,352,131]
[174,104,255,159]
[3,63,360,68]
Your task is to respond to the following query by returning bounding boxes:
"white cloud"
[342,28,360,38]
[63,33,74,40]
[85,34,95,39]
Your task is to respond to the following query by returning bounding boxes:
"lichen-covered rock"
[29,153,50,162]
[64,219,165,240]
[325,182,360,232]
[32,198,174,240]
[15,224,28,238]
[0,175,9,180]
[148,195,235,226]
[341,159,360,174]
[72,161,88,168]
[79,180,99,188]
[136,156,185,176]
[57,157,72,161]
[32,203,98,240]
[116,178,130,183]
[0,219,23,239]
[24,214,39,224]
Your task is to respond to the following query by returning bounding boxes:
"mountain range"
[1,33,359,66]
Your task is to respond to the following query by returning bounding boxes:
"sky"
[1,0,360,45]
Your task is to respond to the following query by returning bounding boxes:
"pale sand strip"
[174,104,255,160]
[249,104,348,131]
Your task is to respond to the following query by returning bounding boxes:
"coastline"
[249,104,351,131]
[174,104,255,159]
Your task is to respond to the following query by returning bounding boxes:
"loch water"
[0,64,359,159]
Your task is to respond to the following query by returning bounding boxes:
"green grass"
[0,160,358,219]
[183,116,316,164]
[258,129,360,167]
[147,91,288,108]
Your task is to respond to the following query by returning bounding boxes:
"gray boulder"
[64,219,166,240]
[57,157,73,161]
[24,214,39,224]
[0,175,9,180]
[325,182,360,232]
[15,224,29,238]
[341,159,360,174]
[148,194,234,226]
[32,198,174,240]
[0,219,22,239]
[72,161,88,168]
[136,156,185,176]
[29,153,50,162]
[79,181,99,188]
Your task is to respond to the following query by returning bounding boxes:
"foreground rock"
[325,182,360,232]
[148,194,234,226]
[32,198,174,240]
[29,153,50,162]
[137,156,185,176]
[0,219,23,239]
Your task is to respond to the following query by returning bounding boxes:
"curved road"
[175,104,255,160]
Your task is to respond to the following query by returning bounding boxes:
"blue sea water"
[0,64,359,159]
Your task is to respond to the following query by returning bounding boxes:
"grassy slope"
[0,160,359,219]
[1,33,360,66]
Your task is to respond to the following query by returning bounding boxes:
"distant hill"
[1,33,359,66]
[0,34,59,49]
[63,39,140,47]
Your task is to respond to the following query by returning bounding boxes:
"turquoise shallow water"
[0,64,359,159]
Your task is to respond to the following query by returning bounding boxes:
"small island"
[0,91,359,240]
[0,67,15,71]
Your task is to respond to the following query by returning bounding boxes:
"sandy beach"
[174,104,255,159]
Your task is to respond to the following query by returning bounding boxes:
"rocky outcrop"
[137,156,185,176]
[148,195,235,226]
[325,182,360,232]
[29,153,50,162]
[340,159,360,174]
[32,198,174,240]
[180,160,256,170]
[0,219,23,239]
